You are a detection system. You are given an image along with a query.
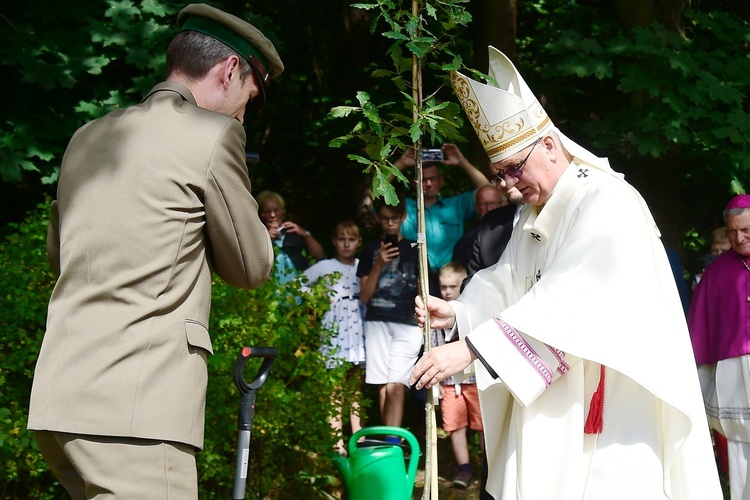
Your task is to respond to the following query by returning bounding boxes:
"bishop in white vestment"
[410,47,722,500]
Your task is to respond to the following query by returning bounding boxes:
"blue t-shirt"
[272,237,297,284]
[401,191,476,270]
[356,238,418,325]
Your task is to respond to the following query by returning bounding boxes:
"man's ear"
[220,55,241,88]
[541,135,559,162]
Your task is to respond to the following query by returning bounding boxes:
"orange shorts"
[439,384,483,432]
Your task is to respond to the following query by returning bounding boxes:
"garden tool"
[232,346,277,500]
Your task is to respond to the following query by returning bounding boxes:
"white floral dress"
[304,258,366,368]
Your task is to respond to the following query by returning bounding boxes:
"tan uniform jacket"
[28,81,273,449]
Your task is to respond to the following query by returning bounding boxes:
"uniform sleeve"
[204,120,273,289]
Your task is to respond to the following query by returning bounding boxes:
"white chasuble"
[452,161,721,499]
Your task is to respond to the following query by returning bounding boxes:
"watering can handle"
[348,425,421,492]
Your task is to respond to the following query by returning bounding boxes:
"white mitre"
[451,47,666,238]
[452,46,614,174]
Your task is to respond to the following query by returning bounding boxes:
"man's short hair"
[166,30,253,82]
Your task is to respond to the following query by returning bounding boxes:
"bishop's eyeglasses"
[495,137,541,182]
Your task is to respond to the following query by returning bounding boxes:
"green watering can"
[333,426,420,500]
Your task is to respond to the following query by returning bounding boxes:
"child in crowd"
[357,198,421,437]
[431,262,484,489]
[304,221,366,454]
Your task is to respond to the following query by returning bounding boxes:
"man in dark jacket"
[452,184,506,270]
[460,183,524,277]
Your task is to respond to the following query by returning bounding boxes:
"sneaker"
[453,470,472,489]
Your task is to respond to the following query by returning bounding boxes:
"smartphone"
[422,148,444,162]
[383,234,398,248]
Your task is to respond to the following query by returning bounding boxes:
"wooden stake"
[412,2,438,498]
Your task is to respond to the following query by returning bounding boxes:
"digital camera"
[422,148,444,162]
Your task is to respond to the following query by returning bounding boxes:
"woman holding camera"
[257,191,325,283]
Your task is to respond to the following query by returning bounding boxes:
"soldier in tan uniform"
[28,4,283,498]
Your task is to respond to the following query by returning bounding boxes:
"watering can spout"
[333,454,351,487]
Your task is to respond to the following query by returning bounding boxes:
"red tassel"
[584,365,605,435]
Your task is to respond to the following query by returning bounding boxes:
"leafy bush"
[0,201,58,499]
[0,202,361,498]
[201,269,362,498]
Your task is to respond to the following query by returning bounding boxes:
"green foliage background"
[533,7,750,268]
[2,0,750,496]
[329,0,473,205]
[0,203,361,498]
[3,0,749,268]
[203,270,363,499]
[0,204,57,498]
[470,1,750,272]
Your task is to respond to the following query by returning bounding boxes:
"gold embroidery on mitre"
[486,129,538,159]
[528,102,552,132]
[452,72,538,160]
[452,73,481,134]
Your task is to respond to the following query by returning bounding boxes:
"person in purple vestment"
[688,193,750,500]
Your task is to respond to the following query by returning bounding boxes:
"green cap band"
[179,16,270,76]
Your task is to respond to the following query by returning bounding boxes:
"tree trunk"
[466,0,518,172]
[610,0,690,256]
[472,0,517,71]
